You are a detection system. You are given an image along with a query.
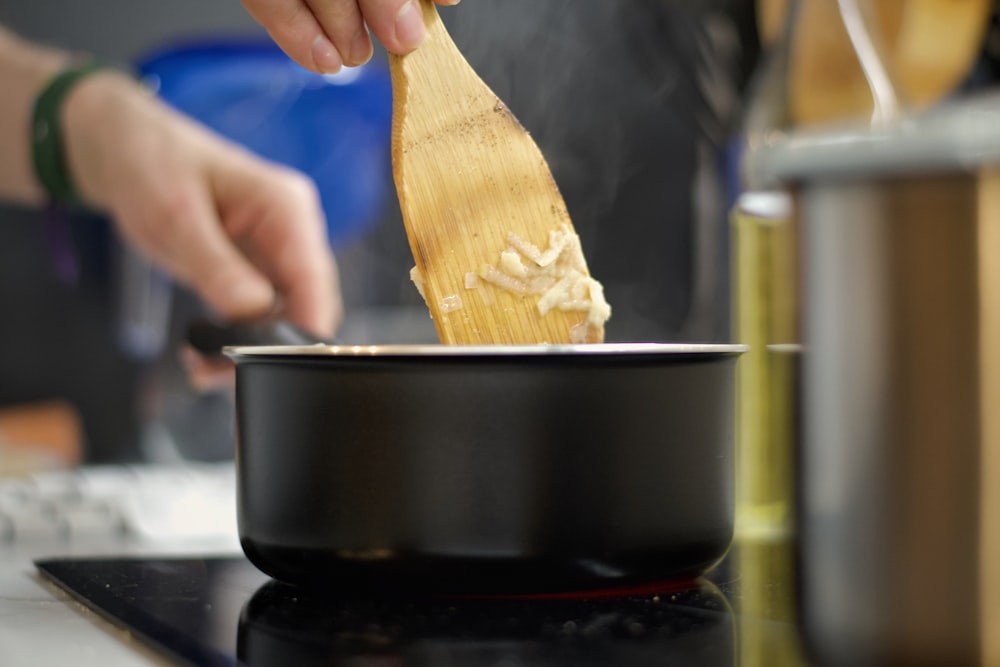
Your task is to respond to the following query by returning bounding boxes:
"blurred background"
[0,0,816,467]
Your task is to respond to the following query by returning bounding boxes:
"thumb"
[194,258,277,321]
[178,211,277,321]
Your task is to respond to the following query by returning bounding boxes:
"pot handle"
[186,318,331,358]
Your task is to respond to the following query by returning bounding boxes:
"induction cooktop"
[35,555,737,667]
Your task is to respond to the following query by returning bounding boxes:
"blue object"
[136,40,393,248]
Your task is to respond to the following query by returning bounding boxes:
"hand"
[240,0,461,73]
[60,70,342,342]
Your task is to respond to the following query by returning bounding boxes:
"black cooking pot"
[222,340,744,594]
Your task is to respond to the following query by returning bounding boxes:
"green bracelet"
[31,61,106,207]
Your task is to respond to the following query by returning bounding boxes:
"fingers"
[303,0,373,69]
[114,180,279,324]
[241,0,347,73]
[114,156,340,341]
[256,175,343,338]
[60,57,341,351]
[240,0,462,73]
[104,118,339,336]
[355,0,425,56]
[212,162,342,339]
[355,0,461,56]
[253,220,341,340]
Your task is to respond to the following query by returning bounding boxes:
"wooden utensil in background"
[389,0,604,345]
[758,0,992,124]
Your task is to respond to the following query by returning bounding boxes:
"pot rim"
[224,342,748,359]
[744,91,1000,187]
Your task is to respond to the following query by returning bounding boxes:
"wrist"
[0,26,73,204]
[57,67,143,210]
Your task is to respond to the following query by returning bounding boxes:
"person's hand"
[59,70,342,384]
[240,0,461,73]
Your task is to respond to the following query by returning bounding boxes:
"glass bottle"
[729,7,805,667]
[732,0,906,542]
[731,0,800,544]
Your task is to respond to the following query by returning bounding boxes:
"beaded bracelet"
[31,61,107,207]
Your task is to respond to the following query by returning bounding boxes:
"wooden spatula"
[757,0,991,123]
[389,0,608,345]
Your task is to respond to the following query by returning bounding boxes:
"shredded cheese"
[410,224,611,341]
[471,224,611,341]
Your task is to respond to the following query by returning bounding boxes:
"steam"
[425,2,753,342]
[443,2,635,239]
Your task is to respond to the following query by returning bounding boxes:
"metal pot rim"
[224,342,748,359]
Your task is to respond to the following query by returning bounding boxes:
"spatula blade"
[389,1,608,345]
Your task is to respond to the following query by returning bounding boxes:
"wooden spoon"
[389,0,605,345]
[757,0,992,124]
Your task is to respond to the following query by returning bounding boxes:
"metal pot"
[223,342,745,594]
[748,92,1000,665]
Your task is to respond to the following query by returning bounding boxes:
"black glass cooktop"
[34,552,777,667]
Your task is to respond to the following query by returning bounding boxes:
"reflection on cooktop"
[241,577,734,666]
[36,556,735,667]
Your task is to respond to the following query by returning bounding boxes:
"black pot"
[225,343,744,594]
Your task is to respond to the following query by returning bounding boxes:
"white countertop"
[0,461,243,666]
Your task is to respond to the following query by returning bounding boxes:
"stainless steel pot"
[748,93,1000,665]
[223,342,745,594]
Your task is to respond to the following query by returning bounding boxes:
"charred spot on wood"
[414,241,430,269]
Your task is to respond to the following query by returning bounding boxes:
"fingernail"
[395,1,426,51]
[311,34,342,73]
[349,29,373,66]
[439,0,462,5]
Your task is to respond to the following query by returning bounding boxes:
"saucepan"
[192,322,746,594]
